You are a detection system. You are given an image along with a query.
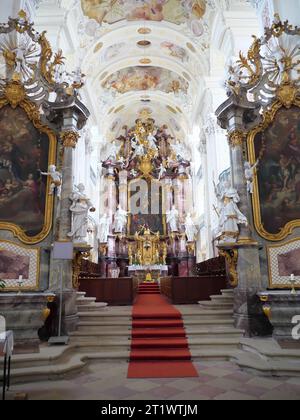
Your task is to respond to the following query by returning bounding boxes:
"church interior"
[0,0,300,402]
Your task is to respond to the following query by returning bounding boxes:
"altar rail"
[160,275,227,304]
[79,277,138,306]
[193,256,226,277]
[80,259,102,278]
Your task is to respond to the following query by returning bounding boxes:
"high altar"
[99,117,197,279]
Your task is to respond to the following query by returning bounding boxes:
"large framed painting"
[0,104,56,244]
[267,238,300,289]
[248,103,300,241]
[127,177,166,236]
[0,240,40,291]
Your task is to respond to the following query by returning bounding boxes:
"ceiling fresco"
[101,66,189,95]
[81,0,207,36]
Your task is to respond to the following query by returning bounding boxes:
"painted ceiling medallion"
[93,42,103,54]
[138,28,152,35]
[140,58,152,65]
[137,40,152,48]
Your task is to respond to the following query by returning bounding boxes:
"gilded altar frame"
[247,96,300,242]
[0,80,57,244]
[127,176,167,238]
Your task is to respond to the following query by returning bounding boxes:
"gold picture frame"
[248,96,300,242]
[267,237,300,289]
[0,79,56,244]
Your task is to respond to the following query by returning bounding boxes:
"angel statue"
[99,213,110,244]
[68,184,96,243]
[184,213,198,242]
[114,204,128,233]
[40,165,62,199]
[166,205,179,232]
[218,188,248,244]
[158,162,167,180]
[244,160,259,194]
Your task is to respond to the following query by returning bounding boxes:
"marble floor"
[6,360,300,401]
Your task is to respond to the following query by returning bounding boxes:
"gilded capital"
[61,130,80,148]
[228,130,246,148]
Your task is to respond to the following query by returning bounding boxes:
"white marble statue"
[68,184,96,243]
[184,213,198,242]
[14,44,27,74]
[114,204,128,233]
[170,142,188,161]
[104,141,121,162]
[244,160,259,194]
[166,205,179,232]
[131,142,145,160]
[158,163,167,180]
[40,165,62,199]
[218,188,248,243]
[99,213,110,243]
[147,133,158,151]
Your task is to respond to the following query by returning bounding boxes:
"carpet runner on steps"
[127,282,198,378]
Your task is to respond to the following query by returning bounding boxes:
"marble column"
[216,93,267,335]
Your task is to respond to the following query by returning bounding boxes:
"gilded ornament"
[219,248,238,287]
[228,130,246,148]
[277,82,298,109]
[4,79,26,108]
[61,131,80,148]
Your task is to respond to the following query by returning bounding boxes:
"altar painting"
[252,106,300,240]
[0,105,55,242]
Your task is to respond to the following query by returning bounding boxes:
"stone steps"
[233,338,300,377]
[197,301,233,310]
[76,297,97,305]
[6,349,130,384]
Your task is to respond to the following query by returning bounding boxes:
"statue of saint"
[104,141,121,162]
[113,204,128,233]
[184,213,198,242]
[166,205,179,232]
[244,160,259,194]
[40,165,62,199]
[68,184,95,243]
[99,213,110,243]
[218,188,248,243]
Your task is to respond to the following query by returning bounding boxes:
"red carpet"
[128,283,198,378]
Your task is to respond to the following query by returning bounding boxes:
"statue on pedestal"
[68,184,96,243]
[184,213,198,242]
[114,204,128,233]
[40,165,62,199]
[167,205,179,232]
[99,213,110,243]
[244,160,259,194]
[218,188,248,243]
